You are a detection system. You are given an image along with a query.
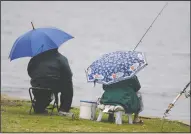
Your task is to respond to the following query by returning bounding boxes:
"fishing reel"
[163,103,173,117]
[184,90,190,98]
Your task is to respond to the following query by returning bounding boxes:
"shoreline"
[1,93,190,126]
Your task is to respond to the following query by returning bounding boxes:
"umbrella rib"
[32,30,58,56]
[40,31,59,47]
[9,31,33,60]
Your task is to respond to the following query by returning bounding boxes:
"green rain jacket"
[100,76,141,114]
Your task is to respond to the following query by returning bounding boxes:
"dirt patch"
[1,99,23,106]
[1,94,29,107]
[1,94,25,101]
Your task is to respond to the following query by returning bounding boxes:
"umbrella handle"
[31,22,35,30]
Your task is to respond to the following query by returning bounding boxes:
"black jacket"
[27,49,73,91]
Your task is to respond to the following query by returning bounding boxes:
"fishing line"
[133,2,168,51]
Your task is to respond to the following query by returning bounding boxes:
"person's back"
[27,48,73,114]
[28,49,72,89]
[100,77,141,114]
[100,76,143,123]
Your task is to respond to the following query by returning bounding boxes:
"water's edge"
[1,93,190,126]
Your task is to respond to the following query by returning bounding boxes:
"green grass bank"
[1,94,190,132]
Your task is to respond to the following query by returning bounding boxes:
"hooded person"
[27,48,73,116]
[100,75,144,123]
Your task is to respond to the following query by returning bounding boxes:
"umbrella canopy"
[86,51,148,85]
[9,27,73,61]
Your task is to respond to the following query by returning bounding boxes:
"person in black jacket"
[27,48,73,115]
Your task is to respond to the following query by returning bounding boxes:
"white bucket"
[79,100,97,120]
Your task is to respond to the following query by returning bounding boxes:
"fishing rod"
[160,81,191,132]
[85,3,168,86]
[133,2,168,51]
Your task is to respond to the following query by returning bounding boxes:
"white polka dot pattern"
[86,51,148,85]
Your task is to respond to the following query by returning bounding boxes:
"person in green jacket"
[100,75,143,123]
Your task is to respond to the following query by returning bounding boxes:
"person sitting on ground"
[100,75,143,123]
[27,48,73,116]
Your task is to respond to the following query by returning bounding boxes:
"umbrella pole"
[133,2,168,51]
[31,22,35,30]
[160,81,191,132]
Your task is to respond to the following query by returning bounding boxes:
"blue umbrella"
[9,23,74,61]
[86,51,148,85]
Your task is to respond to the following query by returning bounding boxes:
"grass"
[1,95,190,133]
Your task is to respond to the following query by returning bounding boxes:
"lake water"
[1,1,190,124]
